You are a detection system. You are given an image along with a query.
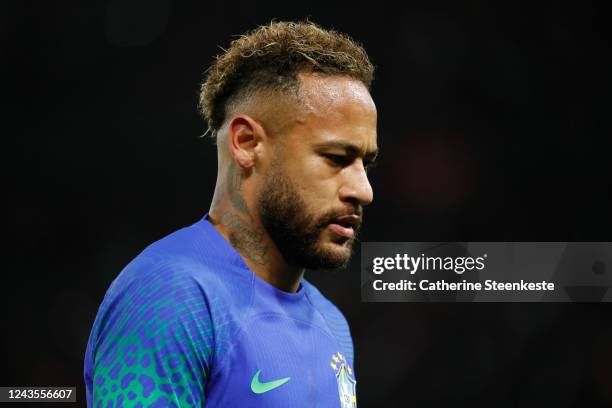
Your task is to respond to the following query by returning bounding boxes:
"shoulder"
[86,219,254,406]
[107,221,251,302]
[302,279,355,362]
[92,234,216,349]
[93,221,253,349]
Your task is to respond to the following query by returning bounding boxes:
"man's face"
[258,73,378,270]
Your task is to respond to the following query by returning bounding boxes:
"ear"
[227,114,266,169]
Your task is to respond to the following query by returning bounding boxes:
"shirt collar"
[196,212,305,297]
[195,212,252,270]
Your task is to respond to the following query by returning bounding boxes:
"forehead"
[298,72,376,115]
[287,73,378,153]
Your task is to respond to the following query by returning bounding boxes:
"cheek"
[295,179,340,212]
[281,153,340,204]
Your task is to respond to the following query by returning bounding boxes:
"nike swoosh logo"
[250,370,291,394]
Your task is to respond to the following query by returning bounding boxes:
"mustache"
[315,206,363,229]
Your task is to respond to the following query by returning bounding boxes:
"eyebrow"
[315,141,379,162]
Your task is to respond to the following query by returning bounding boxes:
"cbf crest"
[330,352,356,408]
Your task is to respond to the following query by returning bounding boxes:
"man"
[84,21,378,407]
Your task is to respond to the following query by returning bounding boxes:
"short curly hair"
[199,21,375,136]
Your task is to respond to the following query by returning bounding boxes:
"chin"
[312,240,353,269]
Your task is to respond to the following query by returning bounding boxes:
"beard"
[259,161,362,270]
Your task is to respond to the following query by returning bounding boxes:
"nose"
[338,160,374,207]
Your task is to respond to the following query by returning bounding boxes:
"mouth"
[327,215,361,239]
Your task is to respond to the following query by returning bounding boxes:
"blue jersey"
[84,214,357,407]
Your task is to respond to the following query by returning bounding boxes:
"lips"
[327,214,361,239]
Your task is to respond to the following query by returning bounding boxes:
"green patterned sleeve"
[89,260,214,408]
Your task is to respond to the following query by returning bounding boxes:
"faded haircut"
[199,21,374,136]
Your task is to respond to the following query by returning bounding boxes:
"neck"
[208,205,305,293]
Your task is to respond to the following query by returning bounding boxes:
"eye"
[323,154,352,167]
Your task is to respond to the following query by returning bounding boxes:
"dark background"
[3,1,612,407]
